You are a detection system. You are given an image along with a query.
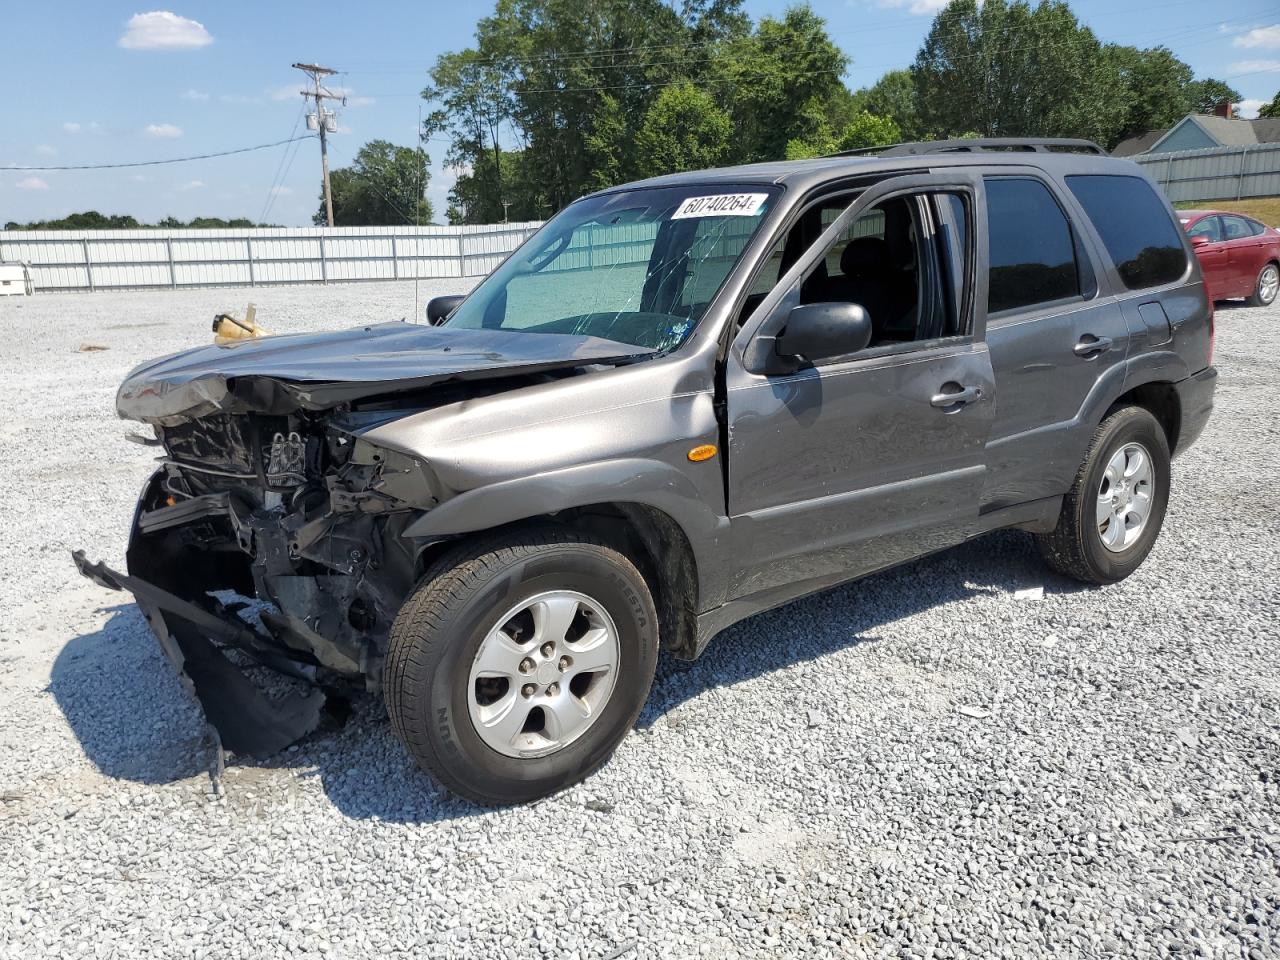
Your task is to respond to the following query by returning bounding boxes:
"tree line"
[419,0,1248,225]
[4,212,274,231]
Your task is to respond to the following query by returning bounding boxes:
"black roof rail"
[832,138,1108,158]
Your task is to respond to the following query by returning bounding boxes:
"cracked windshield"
[446,185,780,351]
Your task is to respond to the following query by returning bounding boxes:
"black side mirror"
[426,294,465,326]
[775,302,872,366]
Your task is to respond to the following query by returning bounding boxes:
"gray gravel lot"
[1,281,1277,960]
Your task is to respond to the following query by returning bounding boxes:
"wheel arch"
[1108,380,1181,454]
[402,458,725,658]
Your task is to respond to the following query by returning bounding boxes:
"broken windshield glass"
[446,185,780,352]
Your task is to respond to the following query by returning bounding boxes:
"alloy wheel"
[467,590,620,758]
[1259,264,1279,305]
[1096,441,1155,553]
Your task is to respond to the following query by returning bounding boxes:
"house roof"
[1190,114,1260,147]
[1114,113,1280,156]
[1113,128,1169,157]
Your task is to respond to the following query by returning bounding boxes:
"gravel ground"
[0,282,1277,960]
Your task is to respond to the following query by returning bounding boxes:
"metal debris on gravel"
[1,284,1277,959]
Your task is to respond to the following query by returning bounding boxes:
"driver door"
[723,172,996,604]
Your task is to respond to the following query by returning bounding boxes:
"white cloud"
[329,86,375,107]
[1238,98,1266,119]
[177,179,204,190]
[62,122,81,134]
[119,11,213,50]
[269,185,293,196]
[1233,25,1280,49]
[35,144,57,156]
[145,123,183,138]
[270,84,305,102]
[869,0,950,14]
[219,93,262,104]
[1229,59,1280,74]
[131,174,150,183]
[180,88,210,101]
[17,176,49,191]
[270,83,373,106]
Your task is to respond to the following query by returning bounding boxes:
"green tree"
[634,82,732,177]
[913,0,1122,145]
[852,70,921,141]
[4,211,275,230]
[432,0,747,215]
[422,49,513,225]
[717,6,850,163]
[316,140,432,226]
[446,149,546,224]
[1103,45,1193,146]
[1184,78,1242,116]
[785,111,899,159]
[423,1,860,215]
[1259,91,1280,119]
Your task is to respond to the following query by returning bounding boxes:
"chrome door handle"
[1074,335,1112,357]
[930,385,981,408]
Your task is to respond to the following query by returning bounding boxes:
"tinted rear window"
[985,177,1080,314]
[1066,175,1187,290]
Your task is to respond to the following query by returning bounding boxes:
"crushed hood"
[117,322,654,425]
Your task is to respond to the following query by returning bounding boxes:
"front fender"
[401,457,731,605]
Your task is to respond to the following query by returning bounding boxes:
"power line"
[260,102,306,222]
[4,135,316,171]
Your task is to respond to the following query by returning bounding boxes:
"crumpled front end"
[76,409,437,756]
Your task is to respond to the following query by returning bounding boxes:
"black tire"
[382,526,659,805]
[1035,406,1171,585]
[1246,261,1279,307]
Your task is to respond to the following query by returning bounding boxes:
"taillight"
[1207,301,1215,367]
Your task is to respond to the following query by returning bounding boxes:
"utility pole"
[292,62,343,227]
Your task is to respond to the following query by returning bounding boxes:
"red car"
[1180,209,1280,306]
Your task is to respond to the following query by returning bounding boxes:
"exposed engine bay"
[74,321,654,756]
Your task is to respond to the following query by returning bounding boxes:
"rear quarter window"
[1066,174,1187,290]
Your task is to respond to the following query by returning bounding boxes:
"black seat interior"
[800,200,920,343]
[735,196,925,342]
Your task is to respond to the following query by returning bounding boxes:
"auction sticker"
[671,193,768,219]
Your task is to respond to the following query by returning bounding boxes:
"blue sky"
[2,0,1278,226]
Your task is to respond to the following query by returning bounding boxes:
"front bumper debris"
[72,550,324,757]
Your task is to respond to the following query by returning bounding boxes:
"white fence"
[1133,143,1280,205]
[0,222,543,293]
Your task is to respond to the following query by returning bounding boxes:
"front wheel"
[1246,262,1279,307]
[383,527,659,805]
[1035,406,1171,584]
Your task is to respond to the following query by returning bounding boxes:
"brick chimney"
[1213,99,1233,119]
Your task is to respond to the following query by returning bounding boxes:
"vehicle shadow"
[638,527,1080,728]
[51,529,1084,823]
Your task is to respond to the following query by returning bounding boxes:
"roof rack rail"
[832,137,1107,158]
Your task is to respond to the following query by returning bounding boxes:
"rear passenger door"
[979,174,1130,511]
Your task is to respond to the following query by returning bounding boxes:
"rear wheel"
[1035,406,1170,584]
[383,527,659,805]
[1247,262,1279,307]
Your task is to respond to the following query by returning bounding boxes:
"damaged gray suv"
[76,139,1217,805]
